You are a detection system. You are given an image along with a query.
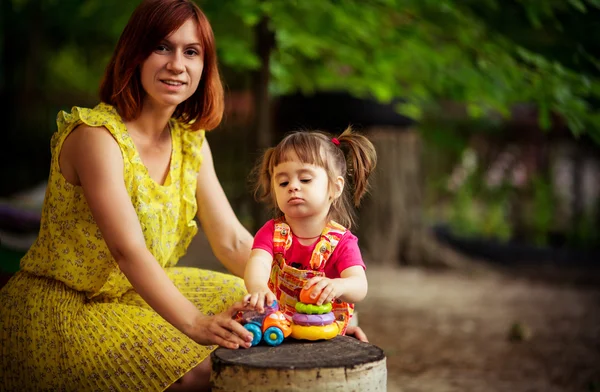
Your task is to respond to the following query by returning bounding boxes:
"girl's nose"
[288,183,299,192]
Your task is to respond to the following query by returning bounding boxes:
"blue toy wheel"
[263,326,284,346]
[244,323,262,346]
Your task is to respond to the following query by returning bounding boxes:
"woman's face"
[140,18,204,110]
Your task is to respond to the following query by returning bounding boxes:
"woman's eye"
[155,44,169,53]
[185,49,200,57]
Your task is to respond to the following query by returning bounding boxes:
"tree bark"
[357,127,483,270]
[249,16,276,232]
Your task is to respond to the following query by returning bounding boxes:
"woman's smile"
[160,79,187,91]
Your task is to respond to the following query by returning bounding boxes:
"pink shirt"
[252,219,366,279]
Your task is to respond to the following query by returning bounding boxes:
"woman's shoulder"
[57,102,122,129]
[51,103,132,164]
[174,121,207,175]
[175,121,205,149]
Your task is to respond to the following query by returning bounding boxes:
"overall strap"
[273,218,293,256]
[308,220,348,271]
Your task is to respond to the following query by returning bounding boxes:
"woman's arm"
[195,139,253,277]
[60,125,252,348]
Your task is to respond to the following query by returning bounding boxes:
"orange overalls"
[267,218,354,335]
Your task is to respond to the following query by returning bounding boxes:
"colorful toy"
[238,288,342,346]
[238,300,292,346]
[290,287,339,340]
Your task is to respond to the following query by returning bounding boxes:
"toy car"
[238,300,292,346]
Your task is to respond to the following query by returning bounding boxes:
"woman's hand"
[187,302,254,349]
[243,289,277,313]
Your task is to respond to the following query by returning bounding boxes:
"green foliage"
[47,46,107,95]
[2,0,599,140]
[526,176,555,246]
[447,169,513,241]
[200,0,600,140]
[569,210,600,248]
[427,140,600,247]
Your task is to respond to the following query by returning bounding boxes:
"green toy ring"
[295,302,332,314]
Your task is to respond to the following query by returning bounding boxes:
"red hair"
[99,0,223,131]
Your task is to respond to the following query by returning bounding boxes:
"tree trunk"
[357,127,483,269]
[249,15,276,232]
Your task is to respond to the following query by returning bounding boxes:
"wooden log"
[210,336,387,391]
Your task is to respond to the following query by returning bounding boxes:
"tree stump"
[210,336,386,391]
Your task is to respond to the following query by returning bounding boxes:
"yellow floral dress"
[0,103,246,391]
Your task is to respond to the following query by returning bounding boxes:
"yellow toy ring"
[290,323,339,341]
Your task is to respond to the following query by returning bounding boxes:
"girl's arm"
[336,266,368,303]
[60,125,252,349]
[304,266,368,305]
[195,139,253,278]
[243,248,276,311]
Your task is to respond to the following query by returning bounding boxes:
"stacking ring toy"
[290,323,339,340]
[295,302,332,315]
[292,312,335,326]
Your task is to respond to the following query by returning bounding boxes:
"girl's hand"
[189,302,254,349]
[243,289,277,313]
[345,325,369,342]
[304,277,344,305]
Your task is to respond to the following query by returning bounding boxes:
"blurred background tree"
[1,0,599,268]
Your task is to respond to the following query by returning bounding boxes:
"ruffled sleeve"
[51,103,142,188]
[167,122,205,264]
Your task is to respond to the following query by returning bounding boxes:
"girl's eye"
[300,179,312,183]
[279,181,289,187]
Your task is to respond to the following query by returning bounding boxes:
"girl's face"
[272,152,343,221]
[140,18,204,110]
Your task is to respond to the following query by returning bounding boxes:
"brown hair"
[99,0,223,131]
[254,127,377,229]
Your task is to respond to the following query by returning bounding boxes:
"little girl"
[244,127,377,335]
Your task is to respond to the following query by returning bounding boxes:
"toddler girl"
[244,127,377,335]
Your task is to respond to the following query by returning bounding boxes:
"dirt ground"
[360,265,600,392]
[181,232,600,392]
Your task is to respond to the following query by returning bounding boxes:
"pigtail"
[337,127,377,207]
[253,147,277,206]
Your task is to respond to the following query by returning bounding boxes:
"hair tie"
[331,137,340,146]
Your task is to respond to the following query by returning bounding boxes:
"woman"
[0,0,254,390]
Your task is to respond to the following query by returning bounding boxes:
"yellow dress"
[0,103,247,391]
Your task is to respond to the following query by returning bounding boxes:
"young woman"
[0,1,254,390]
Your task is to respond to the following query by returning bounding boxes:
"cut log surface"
[210,336,387,392]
